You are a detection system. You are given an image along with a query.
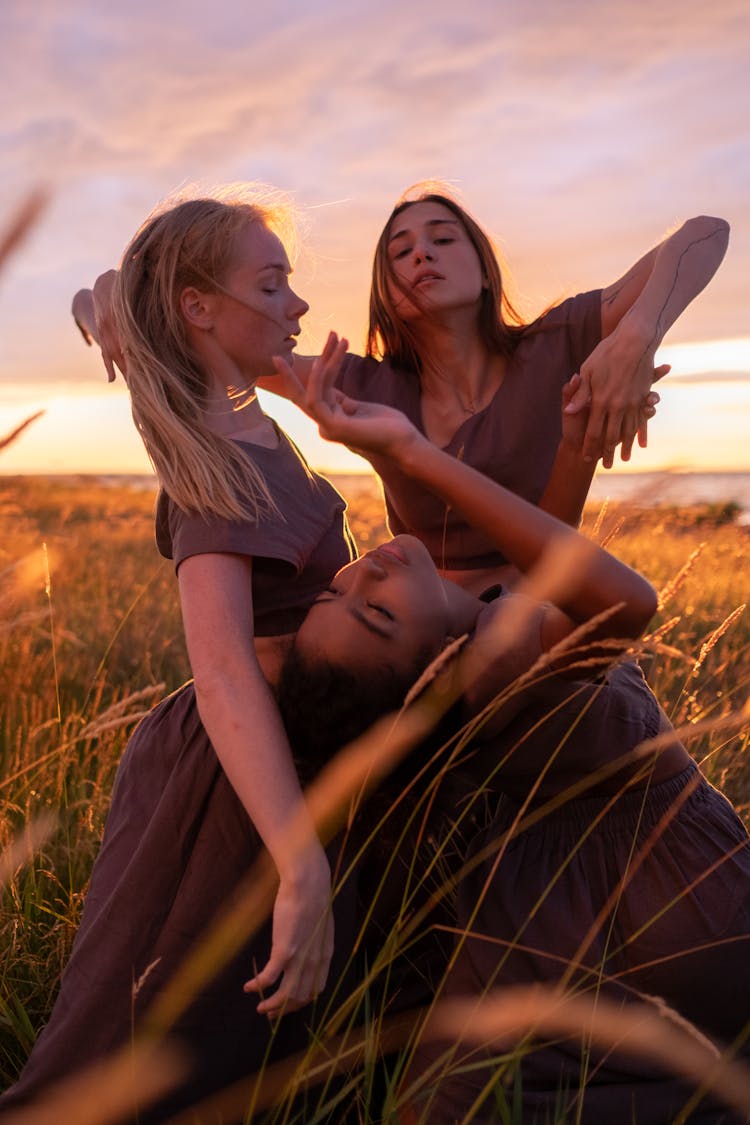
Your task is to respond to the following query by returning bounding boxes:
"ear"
[180,286,217,331]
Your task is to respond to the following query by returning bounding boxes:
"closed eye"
[314,588,341,604]
[367,602,394,621]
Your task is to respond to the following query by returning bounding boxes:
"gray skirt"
[407,764,750,1124]
[1,680,358,1121]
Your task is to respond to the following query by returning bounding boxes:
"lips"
[413,270,443,288]
[373,541,408,566]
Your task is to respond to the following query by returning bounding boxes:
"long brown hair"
[113,188,295,521]
[367,185,529,375]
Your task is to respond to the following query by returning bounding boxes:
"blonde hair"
[113,185,297,522]
[367,182,528,375]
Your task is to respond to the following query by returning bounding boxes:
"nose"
[289,287,309,320]
[354,554,387,582]
[413,237,434,265]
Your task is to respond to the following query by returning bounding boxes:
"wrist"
[556,434,592,463]
[618,307,659,354]
[390,427,428,472]
[278,843,330,888]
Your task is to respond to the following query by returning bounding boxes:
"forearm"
[396,433,655,633]
[193,657,321,875]
[612,216,729,354]
[538,440,597,526]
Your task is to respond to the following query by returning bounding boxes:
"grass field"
[1,474,749,1119]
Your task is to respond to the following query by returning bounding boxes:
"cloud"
[0,0,747,392]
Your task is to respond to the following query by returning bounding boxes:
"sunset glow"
[1,0,748,480]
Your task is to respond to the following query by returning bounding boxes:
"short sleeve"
[537,289,603,381]
[337,353,381,400]
[156,496,303,574]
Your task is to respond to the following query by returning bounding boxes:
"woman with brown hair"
[308,188,726,592]
[78,185,726,592]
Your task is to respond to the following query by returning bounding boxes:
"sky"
[1,0,749,478]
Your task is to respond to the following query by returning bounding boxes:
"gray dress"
[405,662,750,1124]
[1,434,357,1121]
[338,290,602,569]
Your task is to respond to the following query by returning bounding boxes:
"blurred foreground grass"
[0,473,748,1101]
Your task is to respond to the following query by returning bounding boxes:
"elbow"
[687,215,730,247]
[620,577,659,639]
[192,655,258,715]
[192,665,229,718]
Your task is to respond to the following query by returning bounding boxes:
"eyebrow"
[257,262,291,275]
[350,606,391,639]
[311,597,391,640]
[389,218,459,244]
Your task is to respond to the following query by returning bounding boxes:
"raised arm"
[177,551,333,1016]
[568,215,729,466]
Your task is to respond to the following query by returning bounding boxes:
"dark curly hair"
[275,645,421,784]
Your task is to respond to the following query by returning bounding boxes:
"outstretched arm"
[567,215,729,466]
[295,337,657,641]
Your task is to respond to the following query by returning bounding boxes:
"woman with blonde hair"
[78,185,727,594]
[3,189,359,1120]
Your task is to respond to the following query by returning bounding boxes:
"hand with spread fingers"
[276,331,420,461]
[71,269,124,383]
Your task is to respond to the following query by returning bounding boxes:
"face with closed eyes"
[183,221,309,383]
[385,201,485,321]
[293,535,453,679]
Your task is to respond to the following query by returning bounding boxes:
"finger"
[645,391,660,408]
[582,403,606,462]
[257,987,307,1017]
[307,336,348,422]
[600,405,626,469]
[102,350,117,384]
[255,963,314,1017]
[563,371,591,414]
[638,416,649,448]
[71,290,98,345]
[305,333,338,413]
[317,335,348,405]
[619,408,639,463]
[74,318,93,346]
[244,953,284,995]
[653,363,671,383]
[271,355,307,405]
[561,372,581,410]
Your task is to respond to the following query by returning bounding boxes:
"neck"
[415,319,504,414]
[202,374,274,442]
[441,578,485,635]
